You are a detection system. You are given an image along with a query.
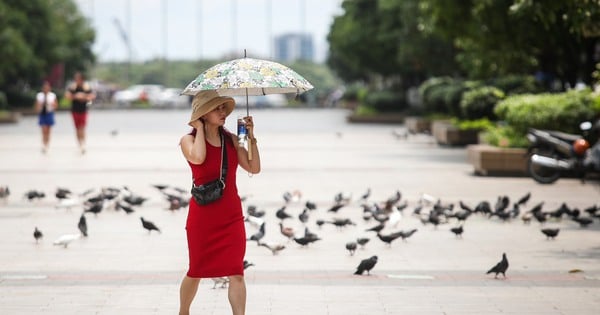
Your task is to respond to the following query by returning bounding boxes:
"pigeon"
[279,222,295,240]
[53,234,81,248]
[572,216,593,228]
[248,223,266,243]
[55,198,80,211]
[84,202,103,217]
[305,201,317,211]
[78,214,88,237]
[283,190,302,203]
[345,241,358,255]
[541,228,559,240]
[258,241,286,255]
[244,215,265,229]
[24,190,45,201]
[365,223,385,233]
[247,205,265,217]
[359,188,371,201]
[123,195,148,206]
[328,203,346,213]
[33,227,43,243]
[298,208,309,223]
[450,225,464,238]
[293,235,320,247]
[211,277,229,289]
[399,228,418,241]
[376,231,403,246]
[356,237,370,249]
[116,201,135,214]
[486,253,509,279]
[244,260,255,269]
[459,200,473,212]
[0,186,10,201]
[55,188,72,200]
[354,255,378,275]
[516,192,531,206]
[275,206,292,221]
[140,217,161,234]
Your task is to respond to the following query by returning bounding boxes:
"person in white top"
[35,81,58,153]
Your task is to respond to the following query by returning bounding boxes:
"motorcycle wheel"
[527,151,561,184]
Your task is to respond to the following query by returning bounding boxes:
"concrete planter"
[405,116,431,134]
[0,111,21,124]
[347,113,405,124]
[467,144,528,176]
[431,120,479,146]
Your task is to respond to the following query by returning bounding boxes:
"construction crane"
[112,17,132,83]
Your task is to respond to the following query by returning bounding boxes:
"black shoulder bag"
[190,131,228,205]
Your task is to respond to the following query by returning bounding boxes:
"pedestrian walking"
[35,81,58,154]
[65,71,95,154]
[178,90,260,315]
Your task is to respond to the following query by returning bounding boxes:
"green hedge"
[488,75,540,95]
[0,92,7,110]
[494,89,598,134]
[460,86,505,120]
[364,90,407,112]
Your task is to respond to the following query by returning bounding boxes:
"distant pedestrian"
[35,81,58,154]
[65,72,95,154]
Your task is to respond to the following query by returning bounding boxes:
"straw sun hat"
[188,90,235,126]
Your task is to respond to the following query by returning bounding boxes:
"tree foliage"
[327,0,600,89]
[327,0,458,88]
[0,0,95,97]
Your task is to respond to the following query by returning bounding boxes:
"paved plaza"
[0,108,599,314]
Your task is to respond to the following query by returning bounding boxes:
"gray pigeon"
[486,253,509,279]
[354,255,378,275]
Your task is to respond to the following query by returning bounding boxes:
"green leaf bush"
[364,90,407,112]
[460,86,505,120]
[494,89,598,134]
[488,75,540,95]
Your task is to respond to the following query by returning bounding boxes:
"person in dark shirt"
[65,72,95,154]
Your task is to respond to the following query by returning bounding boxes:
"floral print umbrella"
[181,57,314,98]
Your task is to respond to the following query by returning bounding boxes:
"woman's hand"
[189,118,204,130]
[244,116,255,138]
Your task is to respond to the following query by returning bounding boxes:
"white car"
[113,84,164,107]
[152,88,191,108]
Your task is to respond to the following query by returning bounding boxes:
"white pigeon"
[244,215,264,229]
[388,209,403,228]
[211,277,229,289]
[53,234,81,248]
[55,198,80,211]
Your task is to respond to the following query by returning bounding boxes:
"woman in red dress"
[179,90,261,315]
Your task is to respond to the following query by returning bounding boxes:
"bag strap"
[219,129,228,183]
[192,128,228,186]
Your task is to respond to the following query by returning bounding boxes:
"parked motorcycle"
[526,120,600,184]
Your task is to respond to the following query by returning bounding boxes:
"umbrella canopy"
[181,57,314,97]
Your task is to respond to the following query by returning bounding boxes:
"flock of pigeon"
[5,183,599,281]
[241,187,599,279]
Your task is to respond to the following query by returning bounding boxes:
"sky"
[74,0,344,63]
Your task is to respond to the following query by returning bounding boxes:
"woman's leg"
[179,276,201,315]
[42,126,50,148]
[228,275,246,315]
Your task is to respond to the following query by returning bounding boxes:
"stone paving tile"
[1,110,599,314]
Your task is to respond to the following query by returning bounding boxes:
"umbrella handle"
[248,141,253,161]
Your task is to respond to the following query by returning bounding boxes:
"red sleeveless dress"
[185,133,246,278]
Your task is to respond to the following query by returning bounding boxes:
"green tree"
[0,0,94,106]
[420,0,600,86]
[327,0,458,88]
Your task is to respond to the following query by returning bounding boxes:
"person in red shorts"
[65,72,95,154]
[178,90,261,315]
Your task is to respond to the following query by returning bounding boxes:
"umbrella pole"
[245,87,253,161]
